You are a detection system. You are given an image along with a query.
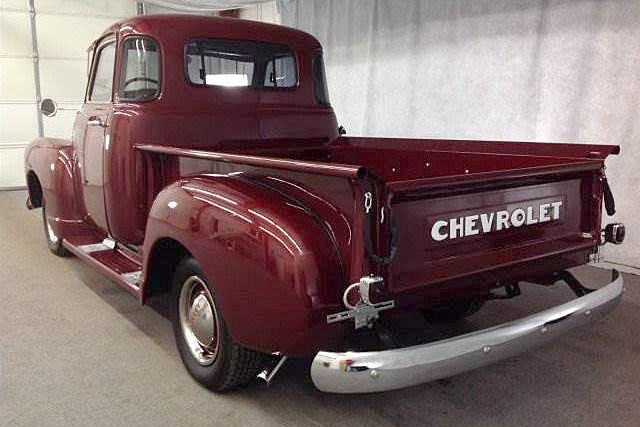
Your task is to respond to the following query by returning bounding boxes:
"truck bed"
[137,137,618,301]
[139,136,616,181]
[328,137,614,189]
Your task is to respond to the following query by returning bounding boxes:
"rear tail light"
[603,223,625,245]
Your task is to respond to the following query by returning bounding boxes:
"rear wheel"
[170,257,266,391]
[422,297,485,323]
[42,201,69,257]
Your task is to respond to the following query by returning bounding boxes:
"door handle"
[87,116,106,128]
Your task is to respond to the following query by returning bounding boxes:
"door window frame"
[85,34,117,104]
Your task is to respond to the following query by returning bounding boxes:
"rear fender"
[142,175,346,355]
[24,138,83,237]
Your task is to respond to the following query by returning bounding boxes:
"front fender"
[142,175,347,356]
[24,138,83,237]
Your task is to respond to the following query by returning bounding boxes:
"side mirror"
[338,125,347,136]
[40,98,57,117]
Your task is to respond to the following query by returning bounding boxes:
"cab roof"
[101,14,322,51]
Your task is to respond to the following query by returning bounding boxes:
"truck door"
[79,38,116,232]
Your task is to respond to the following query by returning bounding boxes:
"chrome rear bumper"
[311,270,623,393]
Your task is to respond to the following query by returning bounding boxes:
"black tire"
[170,257,266,391]
[422,297,485,323]
[42,201,69,257]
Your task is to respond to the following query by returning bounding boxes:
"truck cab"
[25,15,625,394]
[60,16,337,247]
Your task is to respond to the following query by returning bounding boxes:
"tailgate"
[388,173,599,293]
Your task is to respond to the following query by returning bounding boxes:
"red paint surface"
[24,15,619,355]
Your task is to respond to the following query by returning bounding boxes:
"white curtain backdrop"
[142,0,272,13]
[278,0,640,269]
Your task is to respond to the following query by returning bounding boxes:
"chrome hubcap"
[189,294,215,346]
[179,276,220,366]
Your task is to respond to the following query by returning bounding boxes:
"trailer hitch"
[327,276,395,329]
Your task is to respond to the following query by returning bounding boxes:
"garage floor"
[1,189,639,427]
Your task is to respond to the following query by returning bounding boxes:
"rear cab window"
[118,37,161,101]
[185,39,297,89]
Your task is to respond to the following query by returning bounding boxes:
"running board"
[62,236,143,298]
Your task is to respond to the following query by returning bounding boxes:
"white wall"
[1,0,37,188]
[238,1,279,24]
[0,0,136,188]
[142,0,279,21]
[278,0,640,269]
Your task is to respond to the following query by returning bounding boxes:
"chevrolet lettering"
[431,201,563,241]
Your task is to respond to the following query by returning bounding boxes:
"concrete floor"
[1,189,639,427]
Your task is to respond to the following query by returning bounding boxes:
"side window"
[119,37,161,101]
[263,53,296,88]
[313,53,330,106]
[89,42,116,102]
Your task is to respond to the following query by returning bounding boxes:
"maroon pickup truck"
[25,15,625,393]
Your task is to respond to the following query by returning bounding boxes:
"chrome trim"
[76,238,114,254]
[45,213,58,244]
[87,118,106,127]
[312,270,623,393]
[257,355,288,386]
[121,271,142,287]
[364,192,373,213]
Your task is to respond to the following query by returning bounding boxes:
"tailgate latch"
[601,167,616,216]
[326,276,395,329]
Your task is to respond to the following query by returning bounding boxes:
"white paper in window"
[205,74,249,87]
